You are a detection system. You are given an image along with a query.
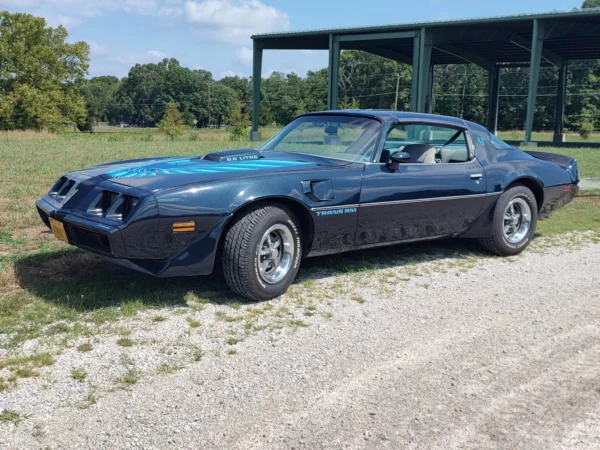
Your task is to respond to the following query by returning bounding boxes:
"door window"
[381,124,471,164]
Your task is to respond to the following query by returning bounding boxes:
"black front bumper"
[36,197,228,278]
[37,198,119,256]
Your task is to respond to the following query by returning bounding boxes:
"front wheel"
[222,204,302,301]
[479,185,538,256]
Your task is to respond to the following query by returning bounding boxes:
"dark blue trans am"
[36,111,579,301]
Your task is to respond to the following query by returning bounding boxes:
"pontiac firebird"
[36,111,579,301]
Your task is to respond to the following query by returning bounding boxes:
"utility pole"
[394,74,400,110]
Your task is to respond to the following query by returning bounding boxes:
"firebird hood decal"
[105,158,311,179]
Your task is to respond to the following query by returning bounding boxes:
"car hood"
[75,151,343,192]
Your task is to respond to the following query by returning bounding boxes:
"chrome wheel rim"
[257,224,294,284]
[503,198,531,244]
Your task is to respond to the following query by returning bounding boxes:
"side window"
[381,123,471,164]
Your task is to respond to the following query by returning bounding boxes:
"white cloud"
[147,49,168,58]
[43,14,83,28]
[157,6,183,17]
[235,46,253,65]
[1,0,291,46]
[0,0,179,19]
[184,0,290,45]
[110,49,168,65]
[218,69,247,79]
[89,41,109,55]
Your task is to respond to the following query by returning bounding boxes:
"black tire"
[222,203,302,301]
[479,185,538,256]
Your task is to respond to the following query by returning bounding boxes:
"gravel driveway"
[2,237,600,450]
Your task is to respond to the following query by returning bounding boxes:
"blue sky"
[0,0,585,79]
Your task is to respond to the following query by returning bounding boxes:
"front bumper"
[36,197,229,277]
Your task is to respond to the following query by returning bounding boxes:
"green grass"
[498,130,600,144]
[537,196,600,236]
[0,409,29,426]
[77,342,93,352]
[118,367,141,386]
[116,337,135,348]
[71,367,87,382]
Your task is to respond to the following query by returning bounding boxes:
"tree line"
[1,8,599,134]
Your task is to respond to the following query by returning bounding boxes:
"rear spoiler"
[525,151,579,183]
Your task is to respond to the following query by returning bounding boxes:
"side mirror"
[386,151,411,171]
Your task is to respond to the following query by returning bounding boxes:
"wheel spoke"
[260,258,271,271]
[260,248,270,256]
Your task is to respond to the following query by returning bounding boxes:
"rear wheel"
[222,204,302,301]
[479,185,538,256]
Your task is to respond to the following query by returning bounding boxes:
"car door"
[356,122,486,245]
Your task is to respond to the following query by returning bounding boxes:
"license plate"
[49,218,70,244]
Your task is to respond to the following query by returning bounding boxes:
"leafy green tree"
[339,98,360,109]
[582,0,600,8]
[158,103,185,140]
[227,98,249,141]
[0,11,89,131]
[80,76,120,130]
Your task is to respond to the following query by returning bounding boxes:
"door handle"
[470,173,483,180]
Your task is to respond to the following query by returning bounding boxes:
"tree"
[582,0,600,8]
[80,76,120,130]
[0,12,89,131]
[158,103,185,140]
[227,98,249,141]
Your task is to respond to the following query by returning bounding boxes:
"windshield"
[258,115,381,163]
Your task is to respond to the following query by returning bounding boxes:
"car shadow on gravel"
[14,239,490,310]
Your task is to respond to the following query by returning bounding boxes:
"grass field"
[498,130,600,143]
[0,129,599,389]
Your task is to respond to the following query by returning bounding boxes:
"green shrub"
[229,126,246,141]
[579,122,594,140]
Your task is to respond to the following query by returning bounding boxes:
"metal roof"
[252,8,600,40]
[252,8,600,64]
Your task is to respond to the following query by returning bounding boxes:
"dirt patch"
[13,226,52,242]
[0,263,18,294]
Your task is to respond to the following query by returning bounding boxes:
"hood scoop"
[204,148,261,163]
